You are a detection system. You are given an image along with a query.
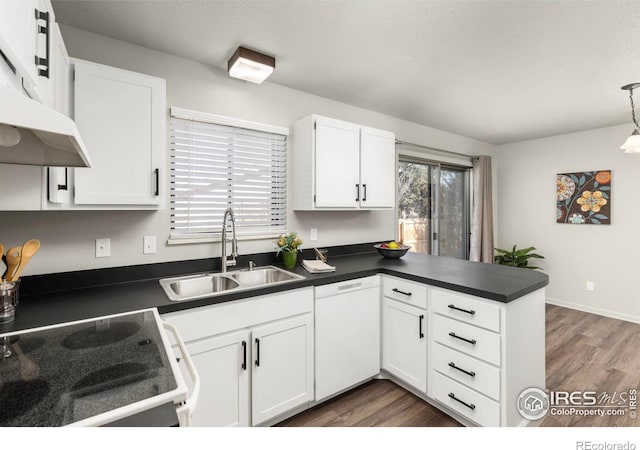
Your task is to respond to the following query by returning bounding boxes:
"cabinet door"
[0,0,40,91]
[251,314,313,425]
[315,286,380,401]
[314,117,360,208]
[73,59,165,206]
[360,126,395,208]
[178,330,250,427]
[382,297,427,393]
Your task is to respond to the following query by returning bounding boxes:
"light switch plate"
[143,236,157,254]
[310,228,318,241]
[95,238,110,258]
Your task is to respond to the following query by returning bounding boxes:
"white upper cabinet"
[0,0,57,105]
[292,114,395,210]
[71,59,166,206]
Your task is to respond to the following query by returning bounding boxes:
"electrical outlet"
[310,228,318,241]
[95,238,110,258]
[143,236,157,254]
[586,281,594,291]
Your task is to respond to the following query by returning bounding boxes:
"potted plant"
[494,245,544,270]
[275,232,303,269]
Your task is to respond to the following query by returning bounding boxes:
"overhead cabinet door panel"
[360,126,395,208]
[73,60,165,205]
[314,118,360,208]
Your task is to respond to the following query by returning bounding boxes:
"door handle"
[362,183,367,202]
[34,9,50,78]
[419,314,424,339]
[255,337,260,367]
[355,184,360,202]
[154,168,160,196]
[241,340,247,371]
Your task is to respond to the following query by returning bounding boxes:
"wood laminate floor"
[278,304,640,427]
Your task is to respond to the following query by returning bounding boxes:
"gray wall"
[0,26,494,275]
[496,124,640,323]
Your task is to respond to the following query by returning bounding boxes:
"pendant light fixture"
[227,46,275,84]
[620,83,640,153]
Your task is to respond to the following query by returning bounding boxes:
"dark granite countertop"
[6,248,548,333]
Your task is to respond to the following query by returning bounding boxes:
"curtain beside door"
[469,155,494,264]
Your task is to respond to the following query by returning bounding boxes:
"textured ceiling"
[51,1,640,145]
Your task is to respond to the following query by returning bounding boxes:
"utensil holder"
[0,280,19,323]
[315,249,328,261]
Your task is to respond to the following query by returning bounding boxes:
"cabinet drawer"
[431,289,500,332]
[430,370,500,427]
[432,314,501,366]
[431,343,500,401]
[382,276,427,309]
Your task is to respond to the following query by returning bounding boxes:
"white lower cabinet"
[382,297,427,393]
[428,287,546,427]
[165,279,545,428]
[162,287,314,427]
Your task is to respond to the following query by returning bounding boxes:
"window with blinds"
[170,108,288,241]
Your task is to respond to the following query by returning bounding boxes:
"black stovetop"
[0,309,178,426]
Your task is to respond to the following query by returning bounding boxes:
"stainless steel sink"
[159,265,305,302]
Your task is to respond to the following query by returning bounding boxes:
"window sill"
[167,233,281,245]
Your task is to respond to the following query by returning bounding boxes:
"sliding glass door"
[398,158,470,259]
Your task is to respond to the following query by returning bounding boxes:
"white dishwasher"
[315,276,380,401]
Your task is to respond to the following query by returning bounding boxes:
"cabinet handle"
[241,340,247,371]
[419,314,424,339]
[362,183,367,202]
[448,362,476,378]
[355,184,360,202]
[448,332,476,345]
[392,288,412,297]
[154,168,160,196]
[255,337,260,367]
[58,168,69,191]
[34,9,50,78]
[448,304,476,315]
[448,392,476,410]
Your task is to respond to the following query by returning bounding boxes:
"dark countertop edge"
[11,247,549,332]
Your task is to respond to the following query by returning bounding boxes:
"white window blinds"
[170,108,288,240]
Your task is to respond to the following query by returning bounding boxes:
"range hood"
[0,85,91,167]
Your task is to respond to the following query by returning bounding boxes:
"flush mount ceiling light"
[621,83,640,153]
[228,46,275,84]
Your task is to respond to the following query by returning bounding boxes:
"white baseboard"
[546,297,640,325]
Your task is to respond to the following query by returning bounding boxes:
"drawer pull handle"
[448,362,476,377]
[448,332,476,345]
[392,288,412,296]
[448,304,475,315]
[419,314,424,339]
[448,392,476,410]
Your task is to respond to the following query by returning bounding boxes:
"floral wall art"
[556,170,611,224]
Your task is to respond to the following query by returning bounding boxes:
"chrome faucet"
[221,208,237,273]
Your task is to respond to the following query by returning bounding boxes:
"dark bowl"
[374,244,411,259]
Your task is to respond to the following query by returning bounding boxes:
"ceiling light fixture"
[228,46,275,84]
[621,83,640,153]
